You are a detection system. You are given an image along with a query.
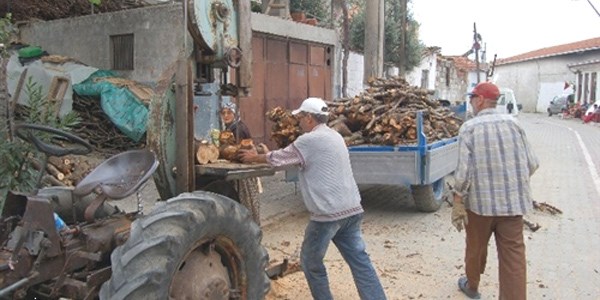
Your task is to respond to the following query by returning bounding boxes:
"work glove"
[451,201,468,232]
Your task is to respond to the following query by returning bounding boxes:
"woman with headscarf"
[220,102,251,142]
[219,102,262,225]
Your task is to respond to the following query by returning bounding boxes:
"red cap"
[469,82,500,100]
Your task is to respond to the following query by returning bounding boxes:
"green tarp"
[73,70,148,142]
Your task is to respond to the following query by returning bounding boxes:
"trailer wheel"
[99,191,270,300]
[411,178,445,212]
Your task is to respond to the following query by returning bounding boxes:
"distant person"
[239,97,387,300]
[452,82,539,300]
[583,104,600,124]
[506,101,514,114]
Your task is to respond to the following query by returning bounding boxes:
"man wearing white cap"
[239,97,386,300]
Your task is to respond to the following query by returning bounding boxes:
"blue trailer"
[348,103,466,212]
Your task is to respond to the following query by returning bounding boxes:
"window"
[590,72,597,103]
[583,73,589,103]
[421,69,429,89]
[445,67,450,87]
[110,34,134,70]
[497,94,506,105]
[577,72,583,101]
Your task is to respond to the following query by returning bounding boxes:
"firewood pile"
[266,107,302,149]
[266,77,463,148]
[71,95,145,155]
[329,77,463,146]
[14,95,142,187]
[24,153,96,187]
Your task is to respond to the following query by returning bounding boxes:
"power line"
[585,0,600,18]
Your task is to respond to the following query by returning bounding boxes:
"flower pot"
[290,11,306,22]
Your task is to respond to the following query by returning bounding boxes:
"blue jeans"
[300,213,386,300]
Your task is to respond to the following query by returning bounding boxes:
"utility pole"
[364,0,384,83]
[473,22,481,83]
[398,0,408,77]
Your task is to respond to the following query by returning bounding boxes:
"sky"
[411,0,600,59]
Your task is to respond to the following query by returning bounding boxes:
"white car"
[496,88,519,116]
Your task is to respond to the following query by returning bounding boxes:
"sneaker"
[458,277,481,299]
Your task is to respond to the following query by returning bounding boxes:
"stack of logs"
[71,95,145,154]
[266,107,302,149]
[30,155,95,187]
[195,131,258,164]
[267,76,463,148]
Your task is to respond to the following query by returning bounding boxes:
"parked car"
[497,88,519,116]
[547,94,573,116]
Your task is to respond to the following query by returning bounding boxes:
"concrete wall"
[18,6,341,97]
[495,50,600,113]
[345,51,365,97]
[405,53,437,90]
[18,4,187,85]
[435,58,468,102]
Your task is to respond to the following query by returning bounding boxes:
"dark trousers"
[464,210,526,300]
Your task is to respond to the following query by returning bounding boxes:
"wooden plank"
[175,59,194,194]
[195,163,275,180]
[10,69,28,113]
[47,76,69,117]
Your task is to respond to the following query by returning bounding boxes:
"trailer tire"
[99,191,270,300]
[411,178,445,212]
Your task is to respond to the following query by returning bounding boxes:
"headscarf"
[221,101,240,128]
[221,102,237,115]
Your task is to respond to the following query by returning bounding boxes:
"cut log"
[196,141,220,165]
[46,163,65,181]
[220,144,240,162]
[48,156,72,175]
[219,131,236,146]
[239,138,255,150]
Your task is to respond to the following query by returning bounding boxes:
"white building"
[494,37,600,113]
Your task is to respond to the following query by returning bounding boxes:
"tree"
[1,14,15,140]
[348,0,423,73]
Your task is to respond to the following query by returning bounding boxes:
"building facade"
[494,37,600,113]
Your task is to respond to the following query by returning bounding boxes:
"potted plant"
[290,0,326,24]
[290,0,307,22]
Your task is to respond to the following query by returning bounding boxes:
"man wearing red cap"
[452,82,539,299]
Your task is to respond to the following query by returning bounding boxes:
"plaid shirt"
[454,108,539,216]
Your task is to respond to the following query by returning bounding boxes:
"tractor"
[0,0,274,299]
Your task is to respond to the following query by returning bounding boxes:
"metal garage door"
[239,33,333,149]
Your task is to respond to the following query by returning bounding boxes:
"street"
[259,113,600,299]
[116,112,600,299]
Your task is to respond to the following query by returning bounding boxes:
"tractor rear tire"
[99,191,269,300]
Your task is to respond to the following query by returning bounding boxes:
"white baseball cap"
[292,97,329,116]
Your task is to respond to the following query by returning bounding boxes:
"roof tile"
[498,36,600,65]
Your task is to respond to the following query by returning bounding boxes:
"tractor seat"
[73,149,159,200]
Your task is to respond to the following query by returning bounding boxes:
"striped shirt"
[454,108,539,216]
